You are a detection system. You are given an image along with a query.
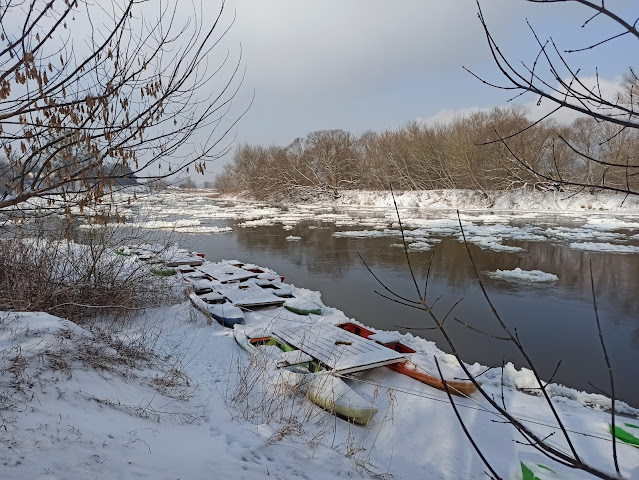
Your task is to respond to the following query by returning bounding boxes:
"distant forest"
[214,106,639,201]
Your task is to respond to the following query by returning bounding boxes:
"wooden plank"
[272,321,408,374]
[197,262,257,283]
[214,283,285,307]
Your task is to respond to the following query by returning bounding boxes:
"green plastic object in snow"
[520,462,555,480]
[610,423,639,447]
[520,462,540,480]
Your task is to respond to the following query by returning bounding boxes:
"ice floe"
[569,242,639,253]
[487,268,559,283]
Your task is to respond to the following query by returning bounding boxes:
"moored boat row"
[124,243,479,425]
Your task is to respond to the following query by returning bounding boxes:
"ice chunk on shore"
[569,242,639,253]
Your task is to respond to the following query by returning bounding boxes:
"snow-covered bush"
[0,222,179,325]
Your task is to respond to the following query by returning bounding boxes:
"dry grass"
[0,222,180,326]
[224,343,399,476]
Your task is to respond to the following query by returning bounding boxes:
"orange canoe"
[337,322,479,396]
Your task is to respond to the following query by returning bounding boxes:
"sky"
[36,0,636,181]
[188,0,636,178]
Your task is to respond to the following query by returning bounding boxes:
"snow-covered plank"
[164,253,204,267]
[214,283,285,307]
[197,262,258,283]
[272,321,408,374]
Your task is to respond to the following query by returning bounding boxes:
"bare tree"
[0,0,243,223]
[468,0,639,196]
[179,177,198,190]
[301,129,361,198]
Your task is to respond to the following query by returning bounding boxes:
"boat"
[283,297,322,316]
[227,260,285,281]
[163,251,204,267]
[184,277,216,295]
[272,321,409,375]
[336,322,479,396]
[188,290,244,327]
[213,283,285,308]
[251,278,295,297]
[129,244,204,266]
[233,326,378,425]
[150,266,177,276]
[610,423,639,447]
[178,265,196,274]
[197,261,258,284]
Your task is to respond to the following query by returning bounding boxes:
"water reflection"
[172,212,639,407]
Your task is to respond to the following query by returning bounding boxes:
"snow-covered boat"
[163,251,204,267]
[283,297,322,316]
[251,278,294,297]
[337,322,479,396]
[185,277,216,295]
[188,291,244,328]
[214,283,285,308]
[128,244,204,266]
[149,266,177,276]
[227,260,285,281]
[197,261,258,283]
[233,326,378,425]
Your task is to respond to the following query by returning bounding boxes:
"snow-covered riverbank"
[331,189,639,213]
[2,255,639,480]
[219,188,639,214]
[3,189,639,480]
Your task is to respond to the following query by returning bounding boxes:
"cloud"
[418,76,627,127]
[418,106,496,126]
[231,0,526,97]
[524,75,627,124]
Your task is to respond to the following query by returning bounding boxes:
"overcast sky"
[168,0,637,177]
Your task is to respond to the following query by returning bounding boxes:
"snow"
[3,285,639,480]
[487,268,559,283]
[407,240,434,251]
[333,229,398,238]
[4,189,639,479]
[585,218,639,230]
[545,226,623,241]
[368,331,401,344]
[89,190,639,258]
[329,188,639,213]
[569,242,639,253]
[461,234,525,252]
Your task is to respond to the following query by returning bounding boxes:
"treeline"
[214,106,639,200]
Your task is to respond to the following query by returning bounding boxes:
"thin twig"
[589,259,620,475]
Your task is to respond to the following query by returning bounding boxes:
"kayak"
[283,297,322,316]
[337,322,479,396]
[188,291,244,328]
[233,326,378,425]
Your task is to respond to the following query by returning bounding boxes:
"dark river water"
[152,206,639,408]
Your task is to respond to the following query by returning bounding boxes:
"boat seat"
[277,350,313,367]
[369,332,401,344]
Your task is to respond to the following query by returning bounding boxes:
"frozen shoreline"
[4,191,638,479]
[1,250,639,479]
[221,188,639,215]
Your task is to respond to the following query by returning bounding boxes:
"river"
[124,194,639,408]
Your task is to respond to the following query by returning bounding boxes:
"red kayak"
[337,322,479,396]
